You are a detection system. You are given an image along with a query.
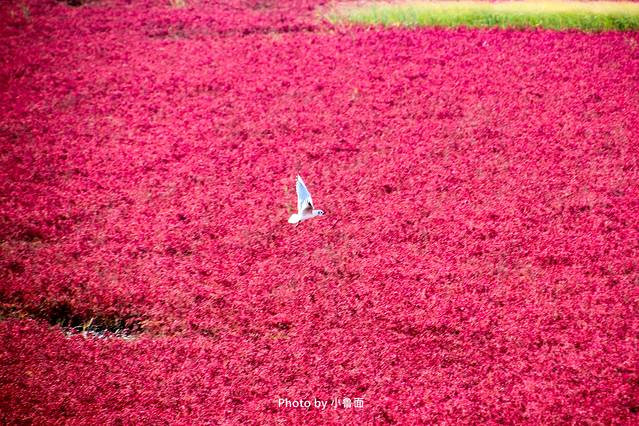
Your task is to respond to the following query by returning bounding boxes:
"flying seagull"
[288,175,325,225]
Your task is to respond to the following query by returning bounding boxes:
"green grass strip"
[326,1,639,31]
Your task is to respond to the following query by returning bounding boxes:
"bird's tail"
[288,214,300,224]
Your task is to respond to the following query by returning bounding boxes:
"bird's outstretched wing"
[296,175,314,214]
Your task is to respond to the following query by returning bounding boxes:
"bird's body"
[288,175,324,225]
[288,209,324,224]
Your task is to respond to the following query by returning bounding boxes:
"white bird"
[288,175,325,225]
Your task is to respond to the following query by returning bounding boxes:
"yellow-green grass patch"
[326,1,639,31]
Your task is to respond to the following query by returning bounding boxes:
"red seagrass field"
[1,0,639,424]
